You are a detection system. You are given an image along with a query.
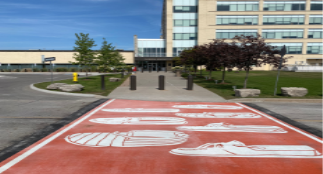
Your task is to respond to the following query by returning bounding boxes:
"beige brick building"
[0,50,134,70]
[135,0,323,71]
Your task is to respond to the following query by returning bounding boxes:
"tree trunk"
[86,66,88,78]
[209,68,212,79]
[243,68,250,88]
[200,67,202,76]
[221,67,226,83]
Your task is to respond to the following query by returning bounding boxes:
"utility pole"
[274,45,286,96]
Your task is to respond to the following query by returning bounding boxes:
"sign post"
[274,45,286,96]
[44,57,56,84]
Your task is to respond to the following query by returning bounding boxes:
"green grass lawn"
[34,74,130,96]
[183,71,322,99]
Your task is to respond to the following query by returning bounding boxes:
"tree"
[217,41,241,83]
[96,38,125,72]
[233,34,291,88]
[72,33,97,77]
[178,46,208,75]
[203,40,226,79]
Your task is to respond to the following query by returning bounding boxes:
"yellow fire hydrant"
[73,72,78,82]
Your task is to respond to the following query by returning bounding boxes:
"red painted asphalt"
[0,99,322,174]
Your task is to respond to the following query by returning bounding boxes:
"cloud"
[0,2,45,9]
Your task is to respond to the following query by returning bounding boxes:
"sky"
[0,0,163,50]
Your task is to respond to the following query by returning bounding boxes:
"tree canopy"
[72,33,97,77]
[177,34,291,88]
[96,38,125,72]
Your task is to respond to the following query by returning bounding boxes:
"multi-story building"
[134,0,323,71]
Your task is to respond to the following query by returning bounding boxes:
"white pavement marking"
[90,117,187,125]
[170,140,323,158]
[176,123,287,133]
[0,99,116,173]
[102,108,179,112]
[237,103,323,144]
[173,105,243,109]
[175,112,261,118]
[65,130,189,147]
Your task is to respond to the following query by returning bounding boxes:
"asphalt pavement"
[249,102,322,133]
[0,74,98,152]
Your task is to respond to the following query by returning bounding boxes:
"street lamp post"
[274,45,286,96]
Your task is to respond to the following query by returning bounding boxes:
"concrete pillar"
[302,42,308,55]
[166,0,173,57]
[259,14,263,26]
[259,0,264,11]
[134,35,138,57]
[306,0,311,11]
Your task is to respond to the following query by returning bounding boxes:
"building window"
[173,47,190,56]
[308,29,323,38]
[307,43,323,54]
[216,30,257,39]
[173,33,197,40]
[269,43,303,54]
[217,1,258,11]
[263,15,304,25]
[174,19,197,27]
[138,48,166,57]
[262,29,303,39]
[173,6,197,13]
[309,15,323,24]
[216,16,258,25]
[263,1,305,11]
[311,1,323,10]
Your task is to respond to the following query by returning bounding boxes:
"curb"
[229,98,322,103]
[30,84,106,98]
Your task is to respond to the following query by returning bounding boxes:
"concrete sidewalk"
[107,71,226,102]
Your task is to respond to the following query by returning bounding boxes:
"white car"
[102,108,179,112]
[65,130,189,147]
[170,140,322,158]
[175,112,261,118]
[90,117,187,125]
[176,122,287,133]
[172,105,243,110]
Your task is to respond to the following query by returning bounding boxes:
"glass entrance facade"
[136,61,166,71]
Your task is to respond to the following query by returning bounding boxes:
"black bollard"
[159,75,165,90]
[101,75,105,90]
[141,67,144,73]
[149,67,152,73]
[121,70,124,78]
[187,75,193,90]
[165,67,167,72]
[130,75,136,90]
[157,67,159,73]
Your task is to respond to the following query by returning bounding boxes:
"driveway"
[0,74,98,151]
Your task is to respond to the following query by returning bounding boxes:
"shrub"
[41,68,47,72]
[33,68,39,72]
[70,68,77,72]
[55,67,68,72]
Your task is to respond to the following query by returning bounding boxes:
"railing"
[282,65,323,72]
